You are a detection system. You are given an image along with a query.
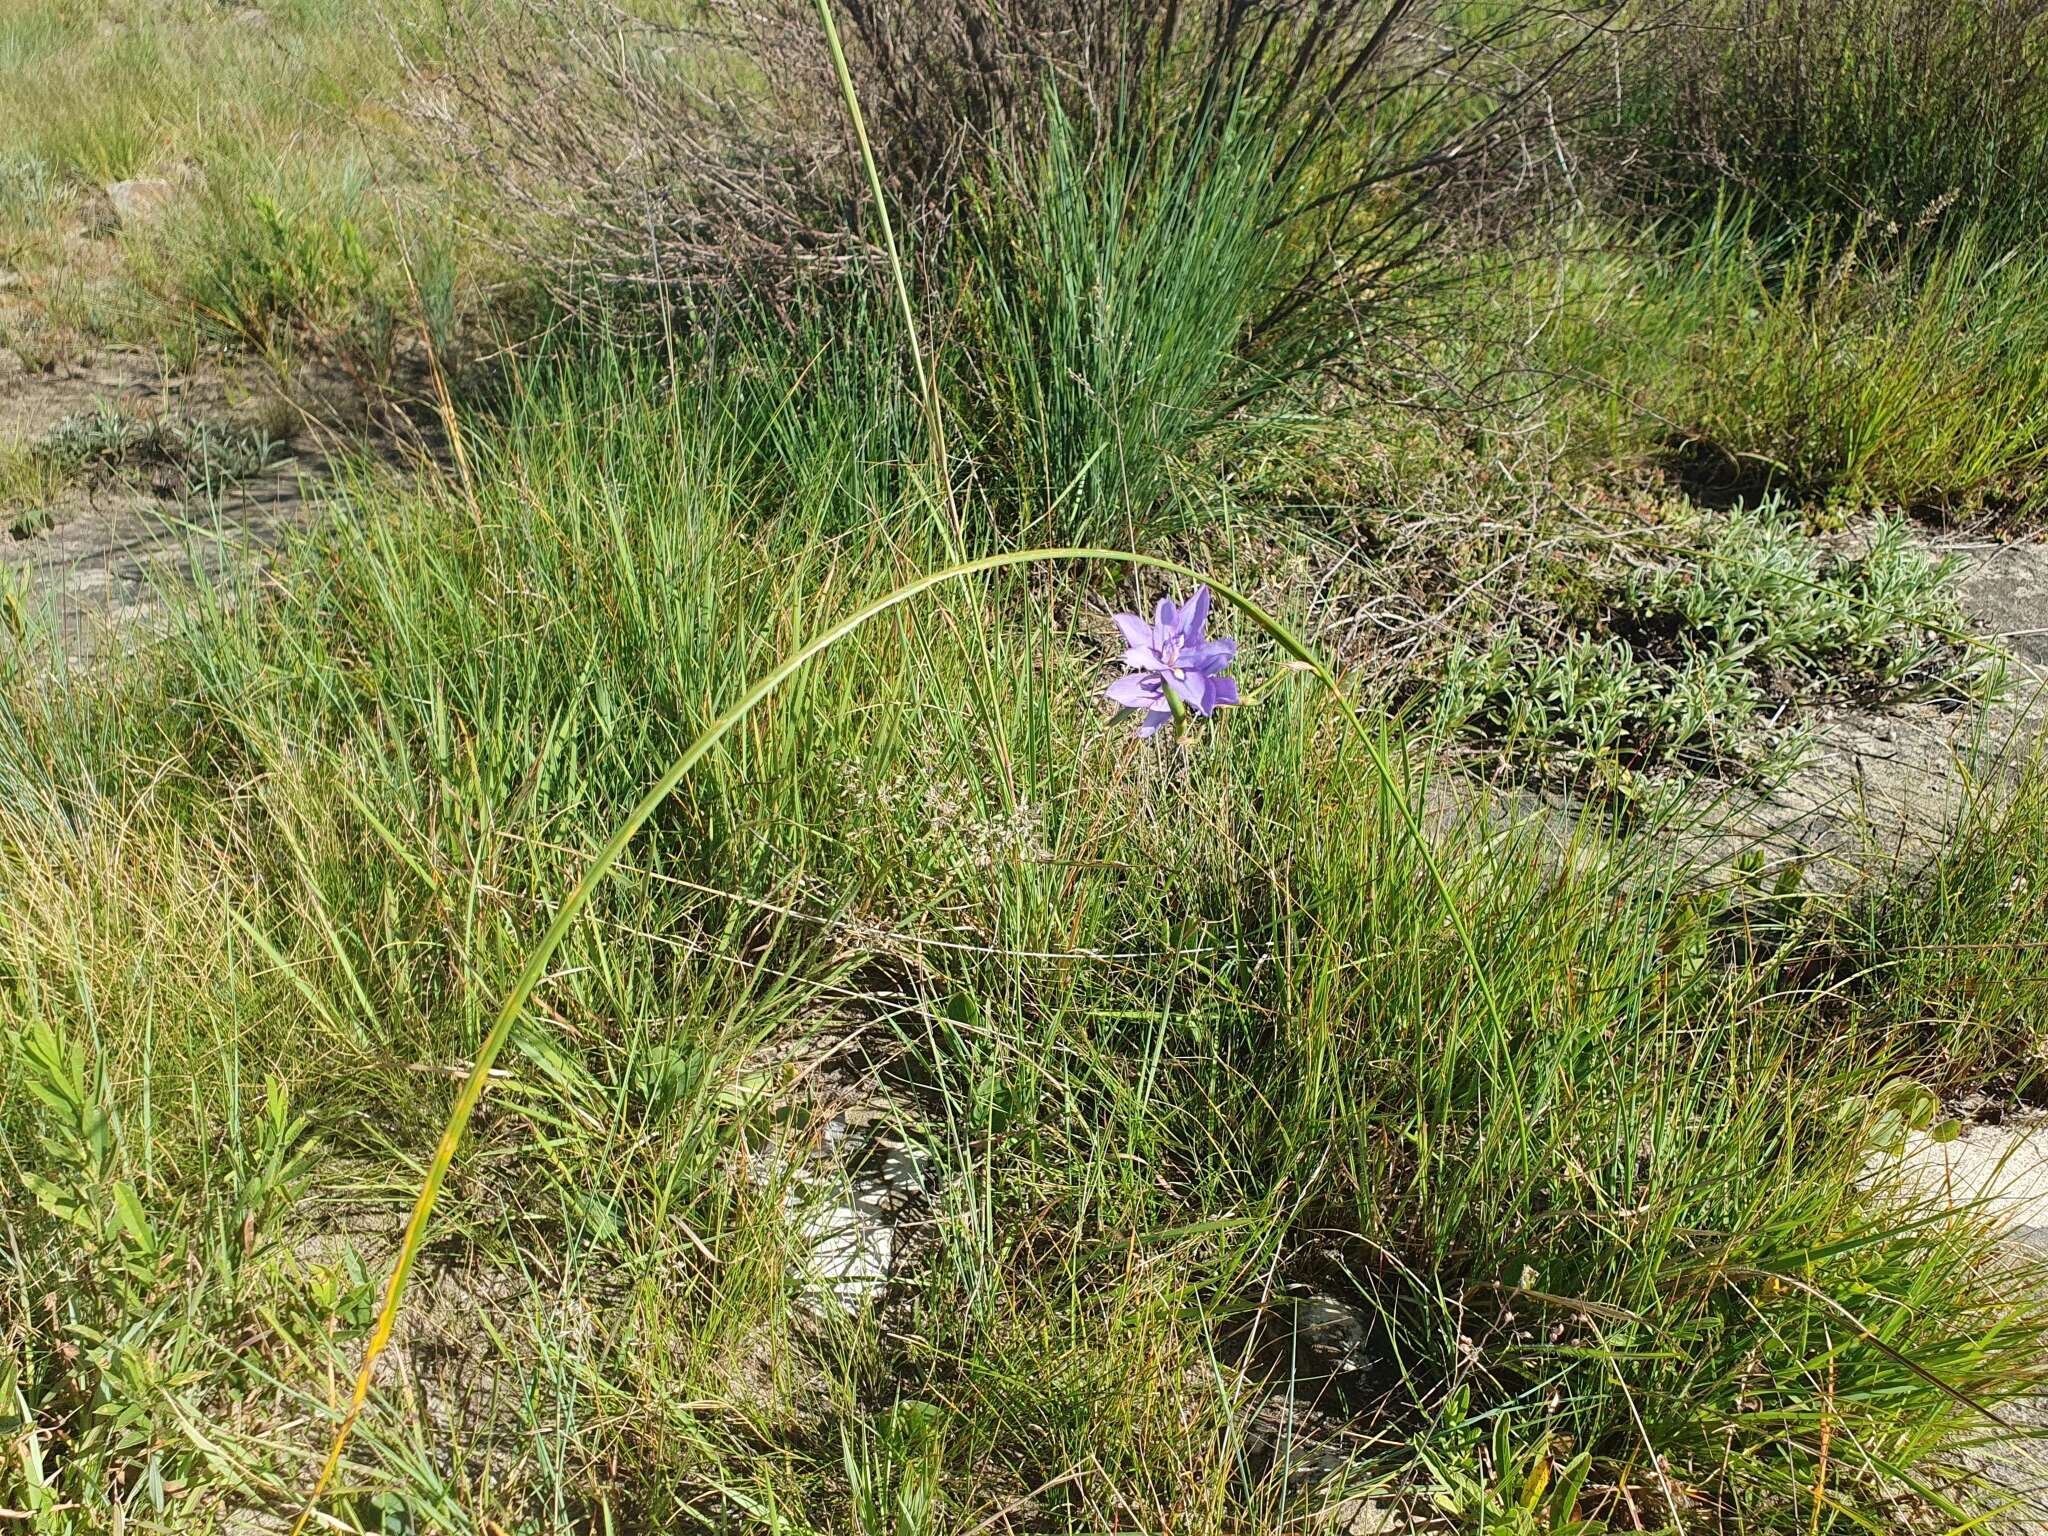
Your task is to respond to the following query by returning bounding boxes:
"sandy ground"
[0,341,344,650]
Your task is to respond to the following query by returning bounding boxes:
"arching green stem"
[290,546,1509,1532]
[812,0,956,535]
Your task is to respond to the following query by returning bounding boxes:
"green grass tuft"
[2,4,2047,1531]
[0,329,2043,1531]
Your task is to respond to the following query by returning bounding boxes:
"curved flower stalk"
[287,546,1509,1532]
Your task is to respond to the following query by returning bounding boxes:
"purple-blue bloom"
[1105,585,1239,737]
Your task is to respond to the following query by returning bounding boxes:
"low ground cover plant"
[41,400,287,495]
[1436,502,1992,789]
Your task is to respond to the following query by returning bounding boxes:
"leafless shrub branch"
[435,0,1636,333]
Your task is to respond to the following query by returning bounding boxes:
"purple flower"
[1105,585,1239,737]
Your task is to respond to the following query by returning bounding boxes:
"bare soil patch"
[0,337,394,651]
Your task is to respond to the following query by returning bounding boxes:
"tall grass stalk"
[812,0,956,539]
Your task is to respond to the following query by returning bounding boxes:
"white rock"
[781,1126,934,1315]
[1880,1118,2048,1245]
[104,178,177,229]
[789,1172,895,1311]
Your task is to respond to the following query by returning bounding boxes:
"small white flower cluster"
[841,741,1052,875]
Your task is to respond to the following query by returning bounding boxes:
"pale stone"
[777,1122,933,1315]
[1884,1118,2048,1246]
[103,178,177,229]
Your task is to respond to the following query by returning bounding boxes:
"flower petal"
[1167,670,1209,711]
[1113,613,1153,650]
[1181,638,1236,671]
[1121,645,1165,672]
[1177,585,1212,645]
[1105,673,1163,709]
[1209,675,1240,708]
[1153,596,1179,646]
[1135,708,1174,738]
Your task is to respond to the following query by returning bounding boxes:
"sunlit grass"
[1,2,2047,1531]
[1,329,2044,1531]
[0,0,502,360]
